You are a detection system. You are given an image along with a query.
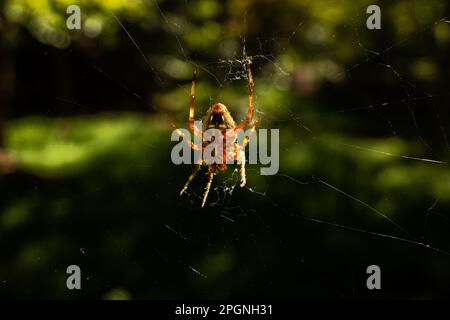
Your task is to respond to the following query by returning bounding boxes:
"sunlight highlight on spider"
[176,60,258,208]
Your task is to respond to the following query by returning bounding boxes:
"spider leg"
[201,167,216,208]
[239,116,260,150]
[236,150,246,187]
[180,164,202,195]
[172,124,201,151]
[189,68,202,137]
[234,61,254,132]
[234,117,259,187]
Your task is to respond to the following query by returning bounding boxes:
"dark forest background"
[1,0,450,299]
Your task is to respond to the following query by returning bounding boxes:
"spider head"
[204,103,236,129]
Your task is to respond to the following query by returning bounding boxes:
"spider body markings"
[176,61,259,208]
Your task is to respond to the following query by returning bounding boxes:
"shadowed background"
[0,0,450,299]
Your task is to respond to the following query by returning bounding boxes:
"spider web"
[2,0,450,299]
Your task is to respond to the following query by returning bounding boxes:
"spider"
[175,60,259,208]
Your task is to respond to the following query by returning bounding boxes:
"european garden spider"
[176,60,258,208]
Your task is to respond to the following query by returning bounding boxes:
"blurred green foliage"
[3,0,149,47]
